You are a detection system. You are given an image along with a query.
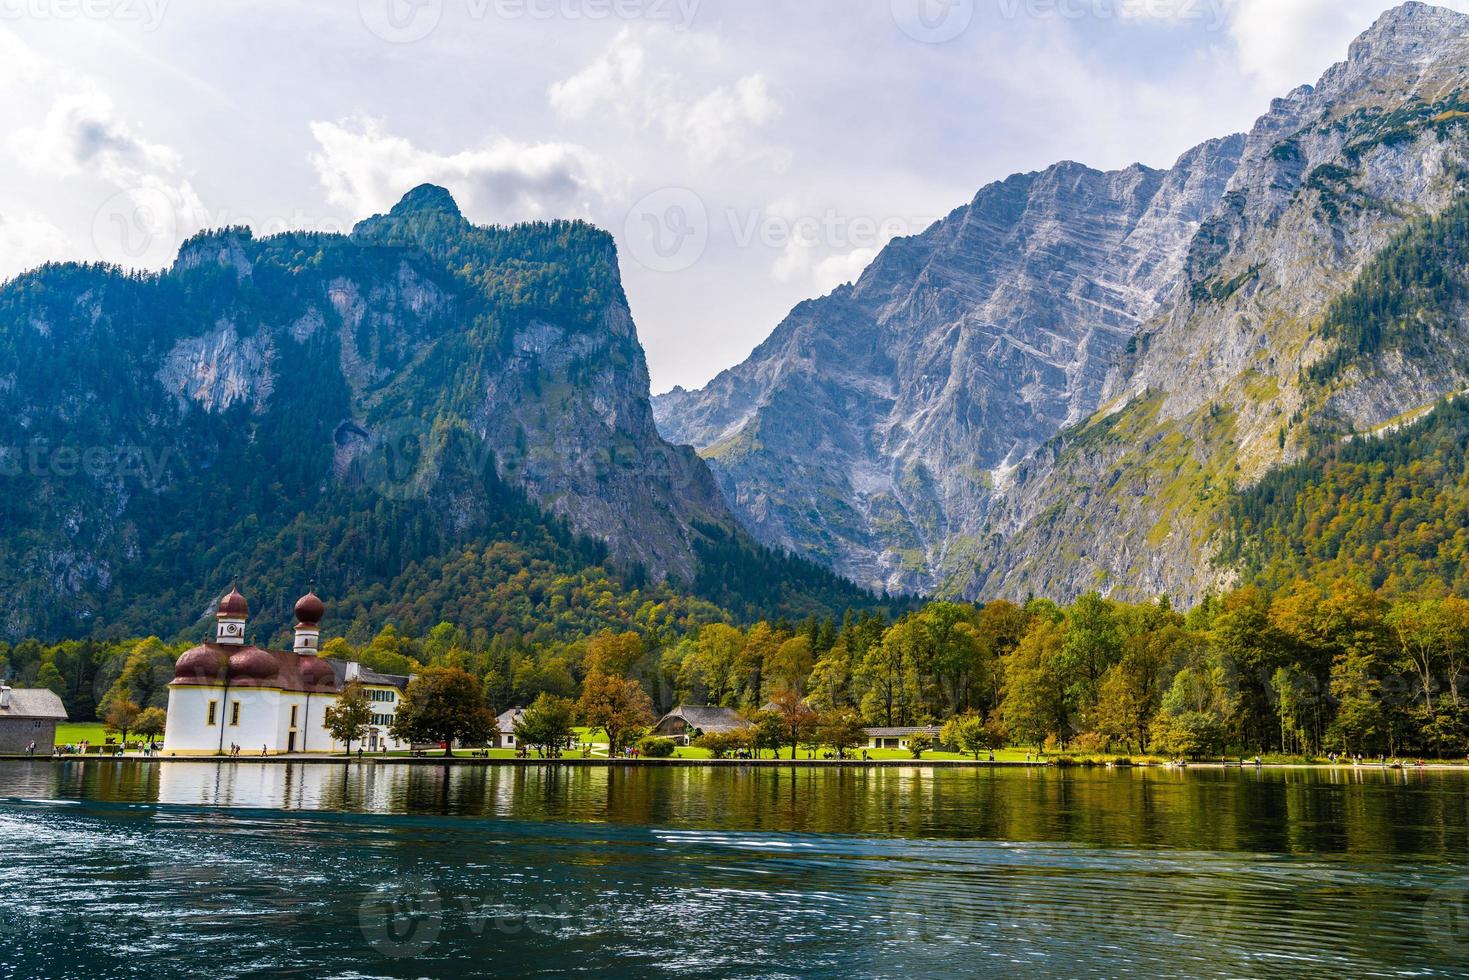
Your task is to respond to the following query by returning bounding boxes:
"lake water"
[2,761,1468,978]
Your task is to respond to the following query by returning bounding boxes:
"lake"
[2,761,1467,977]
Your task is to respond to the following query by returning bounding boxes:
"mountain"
[654,123,1245,597]
[974,1,1469,603]
[0,187,876,643]
[655,1,1469,603]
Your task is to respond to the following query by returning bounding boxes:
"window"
[289,705,299,729]
[230,701,241,727]
[206,701,217,726]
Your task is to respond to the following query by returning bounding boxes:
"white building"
[163,589,411,756]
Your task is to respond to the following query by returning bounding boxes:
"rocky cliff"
[0,186,758,639]
[655,1,1469,604]
[971,1,1469,604]
[654,132,1245,595]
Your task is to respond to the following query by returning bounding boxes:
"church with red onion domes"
[162,589,412,755]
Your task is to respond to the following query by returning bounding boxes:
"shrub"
[637,736,676,758]
[907,733,935,759]
[693,729,747,759]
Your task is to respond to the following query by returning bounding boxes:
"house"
[863,726,946,751]
[163,589,412,756]
[652,706,752,745]
[0,685,68,754]
[328,660,413,753]
[494,707,527,748]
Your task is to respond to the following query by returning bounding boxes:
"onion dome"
[217,588,249,618]
[300,657,337,689]
[173,645,227,683]
[294,591,325,626]
[227,647,280,682]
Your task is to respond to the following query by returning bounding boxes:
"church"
[162,589,412,756]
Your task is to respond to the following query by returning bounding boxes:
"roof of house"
[0,688,68,721]
[326,659,412,691]
[863,726,944,738]
[655,706,752,733]
[496,708,527,727]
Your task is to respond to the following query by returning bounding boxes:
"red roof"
[294,591,325,626]
[172,644,338,694]
[217,588,249,618]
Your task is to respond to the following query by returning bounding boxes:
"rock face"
[656,1,1469,603]
[654,134,1245,595]
[972,1,1469,605]
[0,187,734,638]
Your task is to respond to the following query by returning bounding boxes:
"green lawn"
[55,721,108,744]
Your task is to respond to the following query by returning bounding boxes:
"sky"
[0,0,1461,392]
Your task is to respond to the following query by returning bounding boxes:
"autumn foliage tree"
[578,669,654,756]
[391,667,498,757]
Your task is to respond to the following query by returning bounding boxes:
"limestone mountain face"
[969,1,1469,605]
[656,1,1469,604]
[0,187,735,638]
[654,133,1245,595]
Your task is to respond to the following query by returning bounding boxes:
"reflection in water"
[2,761,1468,977]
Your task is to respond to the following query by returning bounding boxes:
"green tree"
[513,693,577,756]
[815,708,865,759]
[941,711,999,759]
[1059,592,1122,730]
[766,636,814,695]
[906,732,934,759]
[1000,620,1069,748]
[857,620,923,726]
[391,667,498,757]
[1150,667,1227,759]
[325,681,373,756]
[134,706,167,745]
[102,637,176,712]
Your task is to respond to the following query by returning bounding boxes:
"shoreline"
[4,754,1466,771]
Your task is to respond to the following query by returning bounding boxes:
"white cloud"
[12,90,182,184]
[549,27,782,166]
[308,116,609,223]
[0,211,72,283]
[1222,0,1469,97]
[0,25,201,271]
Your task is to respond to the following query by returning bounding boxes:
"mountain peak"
[390,184,463,219]
[1350,2,1469,63]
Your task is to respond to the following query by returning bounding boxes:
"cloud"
[1222,0,1469,97]
[12,90,182,184]
[0,25,201,270]
[549,27,781,166]
[0,211,72,284]
[308,116,609,223]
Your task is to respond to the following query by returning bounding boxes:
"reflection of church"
[163,589,411,756]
